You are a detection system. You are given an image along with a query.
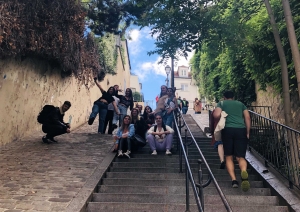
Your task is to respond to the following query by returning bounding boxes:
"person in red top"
[210,109,225,169]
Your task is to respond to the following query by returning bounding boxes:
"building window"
[181,83,188,91]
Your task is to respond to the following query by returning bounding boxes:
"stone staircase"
[87,118,289,211]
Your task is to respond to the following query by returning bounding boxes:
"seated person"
[114,115,135,158]
[143,106,155,130]
[147,114,174,155]
[42,101,71,143]
[131,108,148,151]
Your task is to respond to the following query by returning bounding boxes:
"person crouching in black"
[42,101,71,143]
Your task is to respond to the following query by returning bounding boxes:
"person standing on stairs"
[112,88,134,129]
[147,114,174,155]
[114,115,135,158]
[213,91,251,192]
[88,78,120,133]
[210,109,225,169]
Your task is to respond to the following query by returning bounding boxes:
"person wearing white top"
[147,114,174,155]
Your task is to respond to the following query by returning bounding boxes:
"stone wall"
[253,83,300,130]
[0,52,130,146]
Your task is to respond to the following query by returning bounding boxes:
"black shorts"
[221,127,248,158]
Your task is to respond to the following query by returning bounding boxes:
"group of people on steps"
[39,76,250,192]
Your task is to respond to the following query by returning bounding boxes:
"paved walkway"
[187,109,210,136]
[0,119,115,212]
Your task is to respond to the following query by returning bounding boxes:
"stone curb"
[246,151,300,212]
[65,150,116,212]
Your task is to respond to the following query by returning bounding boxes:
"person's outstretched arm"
[243,110,251,139]
[94,78,105,93]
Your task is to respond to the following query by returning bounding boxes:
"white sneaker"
[118,150,123,157]
[166,150,172,155]
[151,150,157,155]
[124,150,131,158]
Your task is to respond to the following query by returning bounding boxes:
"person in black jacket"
[130,108,148,151]
[42,101,71,143]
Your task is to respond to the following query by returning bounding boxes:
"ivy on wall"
[97,34,118,75]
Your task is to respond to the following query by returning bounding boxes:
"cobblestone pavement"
[0,118,115,212]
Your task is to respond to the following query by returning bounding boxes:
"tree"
[281,0,300,100]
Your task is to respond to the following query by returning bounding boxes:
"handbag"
[133,134,146,147]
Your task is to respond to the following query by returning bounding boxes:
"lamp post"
[165,65,171,87]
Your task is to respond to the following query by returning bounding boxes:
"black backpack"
[37,105,56,124]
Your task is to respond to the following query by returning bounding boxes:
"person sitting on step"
[130,108,148,151]
[147,114,174,155]
[114,115,135,158]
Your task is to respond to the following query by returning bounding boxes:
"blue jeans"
[182,106,188,114]
[163,113,174,127]
[89,101,108,133]
[113,104,128,126]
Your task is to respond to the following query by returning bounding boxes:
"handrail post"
[185,129,190,212]
[178,117,183,173]
[198,159,204,210]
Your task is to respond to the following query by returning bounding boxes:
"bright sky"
[127,26,194,109]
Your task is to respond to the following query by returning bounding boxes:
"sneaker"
[48,137,58,143]
[88,117,95,125]
[117,150,123,157]
[241,170,250,192]
[151,150,157,155]
[124,150,131,158]
[232,180,239,188]
[220,161,226,169]
[165,149,172,155]
[42,136,49,144]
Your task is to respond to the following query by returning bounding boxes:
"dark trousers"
[119,137,131,152]
[103,110,114,134]
[42,124,66,139]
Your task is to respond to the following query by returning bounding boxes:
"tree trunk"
[263,0,299,187]
[282,0,300,100]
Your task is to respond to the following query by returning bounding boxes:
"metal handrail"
[249,110,300,189]
[173,110,233,212]
[173,112,203,212]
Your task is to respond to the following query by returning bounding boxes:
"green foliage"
[139,0,300,105]
[97,33,118,75]
[133,91,142,102]
[84,0,147,37]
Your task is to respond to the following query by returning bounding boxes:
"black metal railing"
[249,111,300,189]
[173,110,232,212]
[248,106,272,119]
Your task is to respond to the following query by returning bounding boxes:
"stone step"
[87,203,288,212]
[110,167,252,174]
[98,185,271,196]
[111,162,242,169]
[105,172,259,181]
[114,158,239,164]
[92,193,279,206]
[127,153,225,159]
[101,178,263,188]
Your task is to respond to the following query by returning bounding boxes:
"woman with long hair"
[114,115,135,158]
[112,88,134,128]
[153,85,169,115]
[130,108,148,150]
[88,78,120,133]
[147,114,174,155]
[143,106,155,129]
[162,87,177,127]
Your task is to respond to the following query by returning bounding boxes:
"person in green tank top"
[213,91,251,192]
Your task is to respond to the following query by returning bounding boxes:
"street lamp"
[165,65,171,87]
